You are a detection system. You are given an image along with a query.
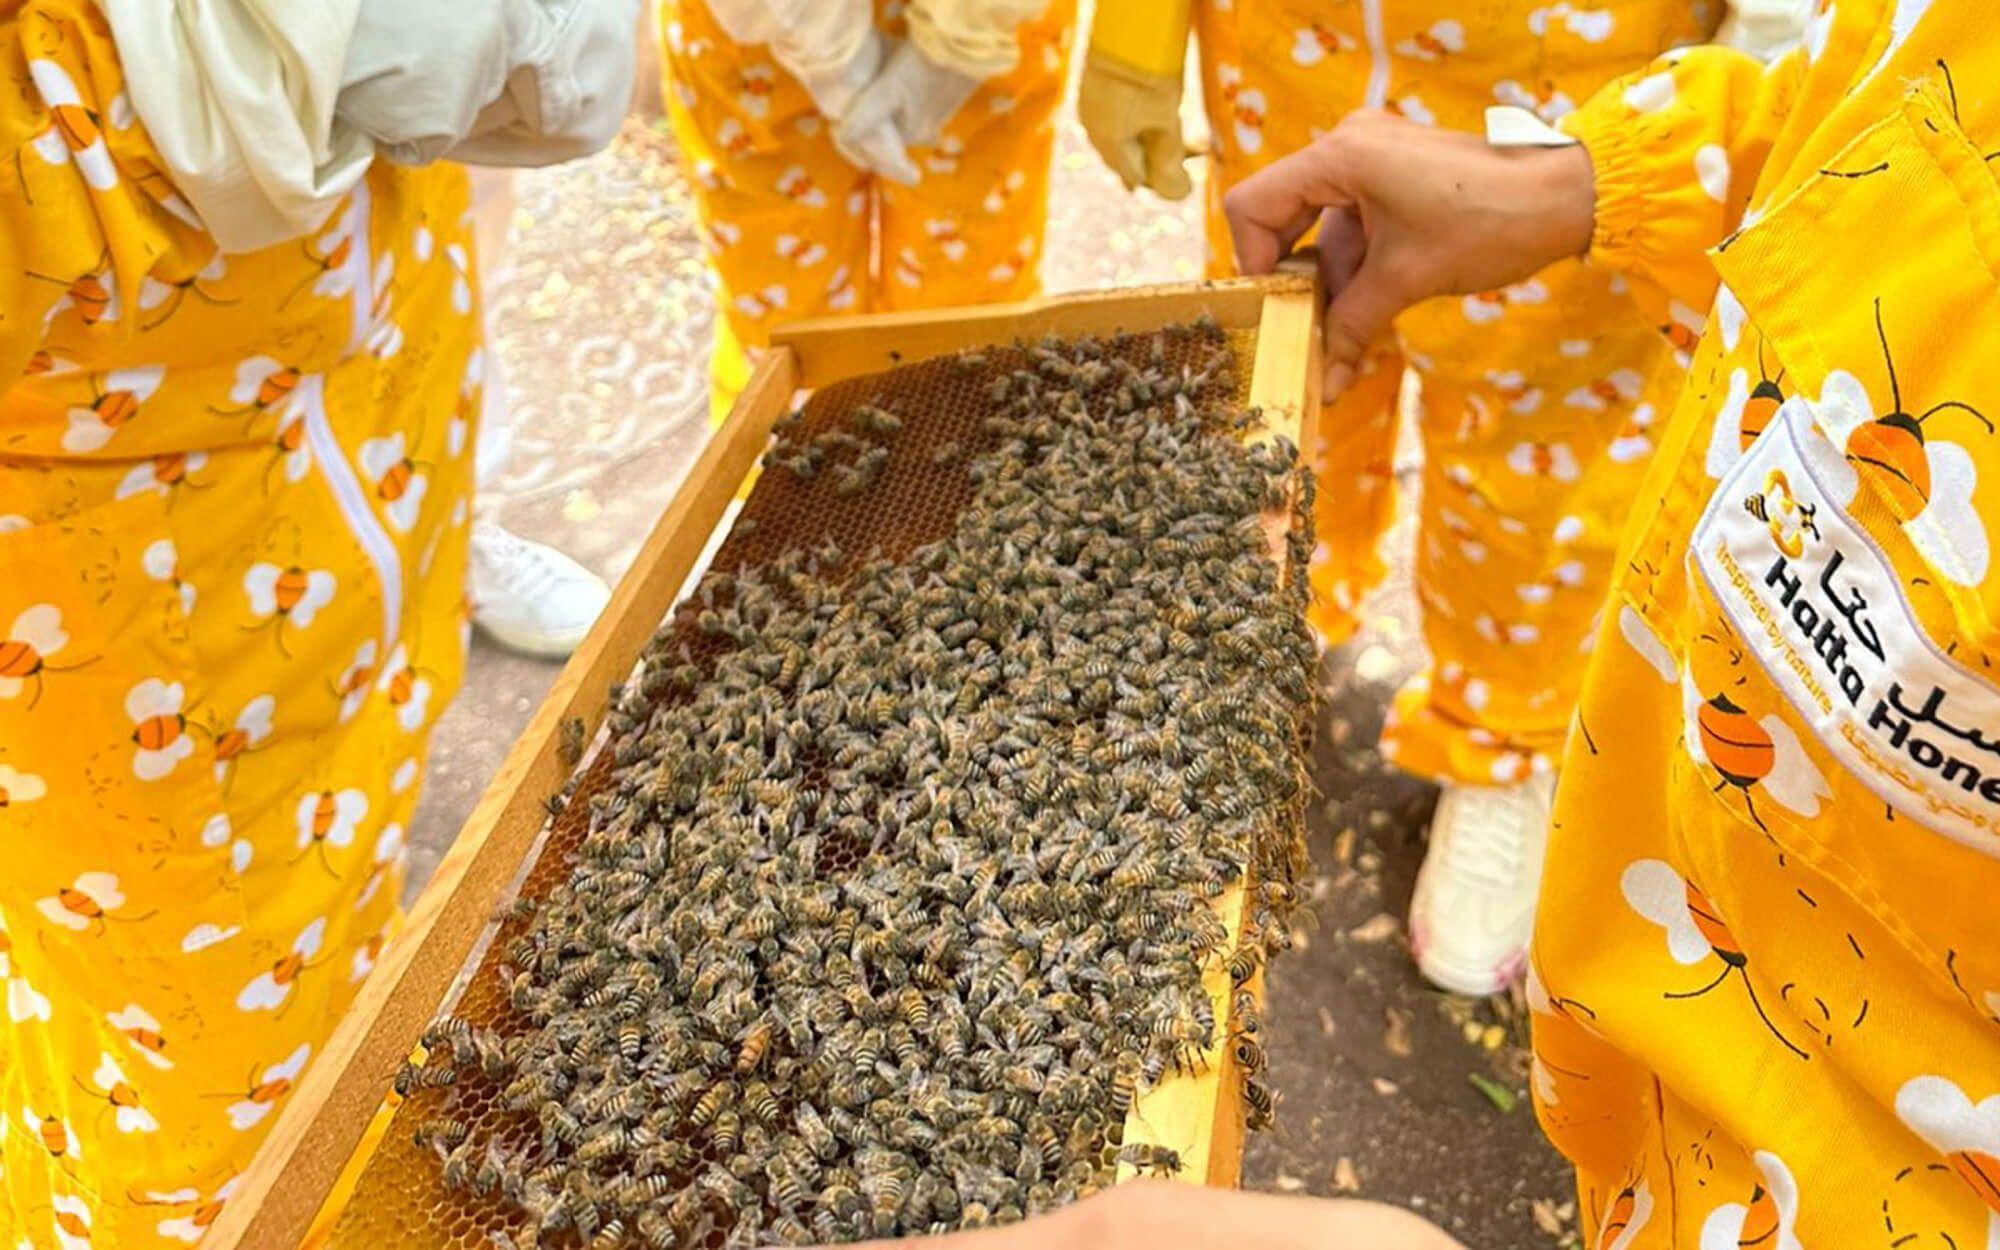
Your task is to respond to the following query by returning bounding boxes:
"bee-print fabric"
[1195,0,1714,785]
[660,0,1076,418]
[1531,2,2000,1245]
[0,5,479,1246]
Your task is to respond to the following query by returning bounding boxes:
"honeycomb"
[328,323,1281,1250]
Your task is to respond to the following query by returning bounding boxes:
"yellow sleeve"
[1559,44,1806,323]
[1087,0,1192,81]
[905,0,1051,80]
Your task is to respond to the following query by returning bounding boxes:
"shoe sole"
[474,618,593,661]
[1412,924,1529,997]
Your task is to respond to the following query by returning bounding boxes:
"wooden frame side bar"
[771,275,1312,388]
[208,348,803,1250]
[1118,280,1321,1189]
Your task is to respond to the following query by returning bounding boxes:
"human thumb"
[1321,260,1402,396]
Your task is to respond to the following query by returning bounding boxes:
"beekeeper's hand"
[1223,109,1594,396]
[808,1181,1467,1250]
[1077,52,1192,200]
[834,40,980,186]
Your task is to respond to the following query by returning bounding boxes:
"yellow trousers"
[660,0,1076,420]
[1195,0,1711,785]
[0,7,479,1246]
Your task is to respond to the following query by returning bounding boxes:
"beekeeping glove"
[701,0,888,124]
[339,0,641,168]
[1077,0,1194,199]
[833,39,979,185]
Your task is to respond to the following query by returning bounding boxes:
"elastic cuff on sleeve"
[1558,102,1650,273]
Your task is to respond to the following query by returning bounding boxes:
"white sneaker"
[468,521,612,659]
[1408,773,1554,996]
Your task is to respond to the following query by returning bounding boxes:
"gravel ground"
[407,85,1575,1247]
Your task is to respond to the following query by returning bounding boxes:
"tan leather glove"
[1077,50,1192,200]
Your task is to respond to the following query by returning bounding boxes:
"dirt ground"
[407,101,1576,1246]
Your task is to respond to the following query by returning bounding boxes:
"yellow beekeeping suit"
[0,5,480,1246]
[1531,2,2000,1244]
[1095,0,1714,786]
[661,0,1075,420]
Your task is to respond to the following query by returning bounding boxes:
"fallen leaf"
[1371,1077,1399,1097]
[1273,1173,1306,1193]
[1317,1007,1337,1038]
[1348,913,1401,943]
[1332,1157,1361,1193]
[1481,1024,1507,1052]
[1468,1072,1518,1113]
[1383,1007,1414,1058]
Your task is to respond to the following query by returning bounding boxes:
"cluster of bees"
[399,325,1316,1248]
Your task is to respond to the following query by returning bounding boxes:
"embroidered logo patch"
[1692,400,2000,853]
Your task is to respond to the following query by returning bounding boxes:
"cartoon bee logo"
[1623,859,1807,1059]
[36,870,153,934]
[1743,469,1820,558]
[377,642,435,733]
[1394,19,1465,60]
[47,1192,92,1250]
[1290,23,1357,66]
[20,1105,79,1162]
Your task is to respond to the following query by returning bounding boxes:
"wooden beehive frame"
[209,272,1320,1249]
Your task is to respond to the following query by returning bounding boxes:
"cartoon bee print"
[1697,1151,1802,1250]
[0,604,95,707]
[358,431,430,533]
[21,1105,79,1162]
[1622,859,1808,1059]
[1594,1176,1654,1250]
[137,254,234,331]
[1896,1074,2000,1219]
[1835,298,1993,585]
[293,786,368,874]
[1739,340,1787,451]
[1394,19,1464,60]
[215,355,306,423]
[135,1176,239,1244]
[109,1002,173,1070]
[1683,633,1828,830]
[62,365,165,452]
[36,870,151,933]
[75,1051,158,1134]
[115,449,210,503]
[221,1042,311,1130]
[1290,23,1357,66]
[209,694,274,789]
[126,677,195,781]
[236,916,326,1013]
[47,1193,92,1250]
[25,58,114,190]
[242,560,337,656]
[377,642,435,733]
[281,202,360,308]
